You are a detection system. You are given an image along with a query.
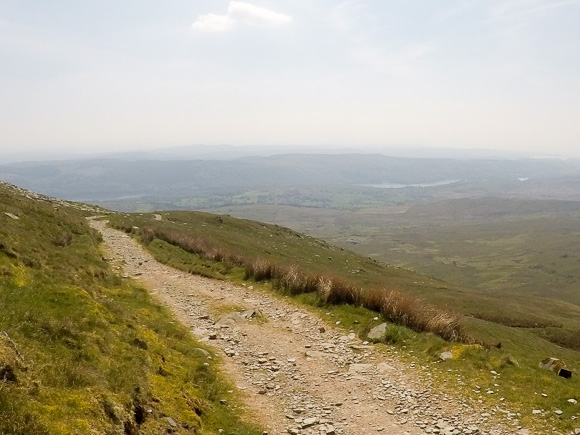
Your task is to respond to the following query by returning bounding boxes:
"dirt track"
[90,219,523,435]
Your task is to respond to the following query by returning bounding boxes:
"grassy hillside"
[210,198,580,348]
[0,182,260,434]
[107,209,580,432]
[110,208,580,346]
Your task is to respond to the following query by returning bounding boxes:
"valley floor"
[90,219,529,435]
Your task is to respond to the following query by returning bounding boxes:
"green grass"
[0,183,261,434]
[107,208,580,433]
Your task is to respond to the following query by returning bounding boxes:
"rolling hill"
[2,154,580,203]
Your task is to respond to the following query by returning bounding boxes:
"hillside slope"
[107,209,580,432]
[107,210,580,348]
[0,182,260,434]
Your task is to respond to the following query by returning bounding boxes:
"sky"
[1,0,579,158]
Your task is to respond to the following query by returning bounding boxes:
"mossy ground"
[0,184,261,434]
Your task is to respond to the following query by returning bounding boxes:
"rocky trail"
[90,219,526,435]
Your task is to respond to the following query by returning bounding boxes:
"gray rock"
[216,312,245,327]
[192,347,211,358]
[539,357,565,372]
[242,309,263,319]
[377,362,395,374]
[301,417,318,428]
[166,417,177,428]
[367,323,387,341]
[439,351,453,361]
[348,363,373,374]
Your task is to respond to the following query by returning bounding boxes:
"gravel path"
[90,219,528,435]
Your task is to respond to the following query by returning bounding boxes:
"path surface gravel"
[90,218,529,435]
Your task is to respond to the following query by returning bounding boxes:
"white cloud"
[192,13,234,33]
[192,2,292,33]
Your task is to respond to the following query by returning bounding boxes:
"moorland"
[2,150,580,432]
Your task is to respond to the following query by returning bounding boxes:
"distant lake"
[362,180,461,189]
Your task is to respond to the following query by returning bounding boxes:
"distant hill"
[1,154,579,202]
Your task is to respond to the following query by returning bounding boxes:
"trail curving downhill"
[90,218,524,435]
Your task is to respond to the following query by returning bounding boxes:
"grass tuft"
[319,276,361,305]
[276,265,319,295]
[383,324,415,344]
[244,259,278,281]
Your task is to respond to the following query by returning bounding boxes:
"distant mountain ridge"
[0,144,555,164]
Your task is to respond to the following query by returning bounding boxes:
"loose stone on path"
[88,218,524,435]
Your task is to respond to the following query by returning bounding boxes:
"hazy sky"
[1,0,579,157]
